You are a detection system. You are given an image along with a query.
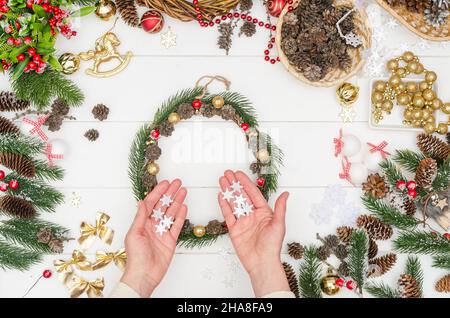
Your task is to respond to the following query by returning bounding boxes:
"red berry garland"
[42,269,52,278]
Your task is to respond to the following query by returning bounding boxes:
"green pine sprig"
[348,229,368,294]
[432,255,450,270]
[128,125,151,201]
[259,132,283,200]
[177,232,219,248]
[0,240,42,271]
[298,246,323,298]
[405,256,423,297]
[365,282,399,298]
[32,159,64,181]
[393,150,425,173]
[0,133,43,156]
[394,231,450,255]
[432,158,450,192]
[380,159,406,188]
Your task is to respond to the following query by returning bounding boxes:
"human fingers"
[143,180,170,212]
[218,175,236,227]
[235,170,268,209]
[150,179,182,214]
[170,204,188,238]
[165,187,187,219]
[224,170,253,208]
[273,192,289,225]
[129,201,148,233]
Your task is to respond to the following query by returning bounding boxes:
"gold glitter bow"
[92,248,127,271]
[54,250,93,273]
[78,212,114,249]
[68,275,105,298]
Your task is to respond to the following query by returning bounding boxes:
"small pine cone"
[356,215,393,240]
[334,244,348,260]
[239,0,253,11]
[92,103,109,121]
[336,226,354,244]
[145,144,161,161]
[84,129,99,141]
[220,105,236,121]
[287,242,305,260]
[369,253,397,275]
[447,132,450,145]
[250,161,261,174]
[282,262,300,298]
[206,219,228,235]
[338,262,349,277]
[37,228,53,244]
[0,195,36,218]
[398,274,421,298]
[142,173,157,192]
[362,173,389,199]
[415,158,438,190]
[303,64,323,82]
[403,199,417,217]
[281,38,298,55]
[158,121,175,137]
[284,12,299,25]
[116,0,140,27]
[368,238,378,259]
[239,21,256,37]
[48,238,64,254]
[217,22,233,54]
[200,103,216,118]
[51,99,69,116]
[0,152,35,178]
[178,103,195,120]
[317,245,331,261]
[324,234,339,249]
[0,91,30,112]
[0,116,20,136]
[435,274,450,293]
[181,219,193,236]
[417,133,450,161]
[44,114,63,132]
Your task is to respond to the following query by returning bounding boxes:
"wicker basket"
[275,0,372,88]
[376,0,450,41]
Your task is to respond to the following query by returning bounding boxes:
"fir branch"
[405,256,423,297]
[32,159,64,181]
[11,69,83,110]
[128,125,151,200]
[432,255,450,270]
[348,229,368,294]
[259,132,283,200]
[393,150,425,173]
[67,0,97,5]
[0,239,42,271]
[0,133,43,156]
[432,159,450,192]
[380,159,406,188]
[394,231,450,255]
[365,282,399,298]
[0,218,68,253]
[362,196,419,230]
[177,233,219,248]
[298,246,323,298]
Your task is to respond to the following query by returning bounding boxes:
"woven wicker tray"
[376,0,450,41]
[275,0,371,88]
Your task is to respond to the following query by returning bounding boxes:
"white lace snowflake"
[336,202,361,226]
[309,203,334,225]
[70,192,82,208]
[323,184,347,207]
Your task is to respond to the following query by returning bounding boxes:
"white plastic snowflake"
[309,203,333,225]
[323,184,347,207]
[336,202,361,226]
[230,181,243,193]
[339,106,357,123]
[151,208,164,221]
[159,194,173,207]
[70,192,82,208]
[160,27,177,49]
[344,32,363,48]
[221,188,234,202]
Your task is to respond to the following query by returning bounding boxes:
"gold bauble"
[397,93,411,106]
[406,82,418,93]
[403,51,415,62]
[257,149,270,163]
[320,268,340,296]
[412,120,422,128]
[419,81,429,91]
[424,122,436,134]
[389,74,401,87]
[415,63,424,74]
[387,59,399,70]
[437,123,448,135]
[397,82,407,92]
[404,109,413,120]
[381,100,394,112]
[374,80,387,92]
[371,92,384,104]
[407,61,419,73]
[442,103,450,114]
[431,98,443,110]
[193,225,206,238]
[413,96,425,108]
[422,109,432,120]
[58,53,81,75]
[95,0,117,20]
[425,71,437,83]
[212,95,225,109]
[412,109,423,120]
[422,89,436,101]
[427,115,435,123]
[147,162,160,175]
[336,82,359,106]
[168,112,181,124]
[396,67,407,76]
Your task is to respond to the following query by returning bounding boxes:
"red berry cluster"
[396,180,417,199]
[335,277,356,290]
[0,170,19,192]
[23,47,47,74]
[27,0,75,38]
[0,0,9,13]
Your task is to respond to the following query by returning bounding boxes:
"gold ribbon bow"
[78,212,114,249]
[68,275,104,298]
[54,250,93,273]
[92,248,127,271]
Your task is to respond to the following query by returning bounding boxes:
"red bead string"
[192,0,294,64]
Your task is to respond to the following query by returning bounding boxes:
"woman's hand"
[121,179,188,297]
[218,170,290,297]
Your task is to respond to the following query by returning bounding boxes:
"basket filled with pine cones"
[275,0,371,87]
[378,0,450,41]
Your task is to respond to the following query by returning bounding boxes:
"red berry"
[407,188,417,199]
[15,21,21,30]
[256,177,265,187]
[39,61,46,68]
[8,179,19,190]
[42,269,52,278]
[215,18,220,24]
[335,278,345,287]
[241,123,249,131]
[150,129,160,139]
[0,170,4,179]
[396,180,406,191]
[258,21,264,27]
[192,99,202,110]
[17,54,25,61]
[346,280,355,290]
[443,233,450,240]
[233,12,239,18]
[27,47,36,56]
[0,183,8,192]
[27,61,37,70]
[270,59,276,64]
[406,180,416,190]
[14,38,22,46]
[6,37,14,45]
[24,36,32,45]
[33,54,41,63]
[193,0,198,4]
[264,56,270,61]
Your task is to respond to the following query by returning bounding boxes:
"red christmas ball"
[241,123,249,132]
[42,269,52,278]
[150,129,160,140]
[335,278,345,287]
[407,188,417,199]
[346,280,355,290]
[140,10,164,34]
[406,180,416,190]
[9,179,19,190]
[192,99,202,110]
[443,233,450,240]
[256,177,265,187]
[0,170,4,179]
[396,180,406,191]
[267,0,287,17]
[0,182,8,192]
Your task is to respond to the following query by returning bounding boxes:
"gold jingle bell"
[320,268,340,296]
[193,225,206,238]
[147,162,160,175]
[95,0,117,21]
[212,95,225,109]
[59,53,81,75]
[168,112,181,124]
[336,82,360,106]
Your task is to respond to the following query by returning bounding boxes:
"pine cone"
[217,22,233,54]
[417,133,450,161]
[356,215,393,240]
[0,152,35,178]
[142,173,157,192]
[284,12,299,25]
[435,274,450,293]
[220,105,237,121]
[368,238,378,259]
[51,99,69,116]
[84,129,99,141]
[158,121,175,137]
[0,195,36,218]
[200,103,216,118]
[403,199,417,217]
[239,21,256,37]
[338,262,349,277]
[240,0,253,11]
[37,227,53,244]
[48,238,64,254]
[369,253,397,275]
[116,0,139,27]
[282,262,300,298]
[362,173,389,199]
[145,144,161,161]
[281,38,298,56]
[415,158,438,190]
[287,242,304,260]
[317,245,331,261]
[178,103,195,120]
[206,220,228,235]
[250,161,262,174]
[323,234,339,249]
[398,274,421,298]
[336,226,354,244]
[0,91,30,112]
[446,132,450,145]
[334,244,348,260]
[44,114,63,132]
[0,116,20,136]
[303,64,323,82]
[181,219,193,236]
[92,103,109,121]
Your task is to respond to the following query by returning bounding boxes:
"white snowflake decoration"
[221,188,234,202]
[159,194,173,207]
[70,192,82,208]
[160,27,177,49]
[309,203,333,225]
[151,208,164,221]
[339,106,357,123]
[153,196,174,235]
[336,202,361,226]
[344,32,363,48]
[230,181,243,193]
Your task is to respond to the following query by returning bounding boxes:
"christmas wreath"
[129,76,283,248]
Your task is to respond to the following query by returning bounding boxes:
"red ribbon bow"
[45,143,64,167]
[339,156,354,186]
[367,141,390,160]
[333,129,343,157]
[23,115,50,141]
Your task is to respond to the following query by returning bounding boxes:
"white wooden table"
[0,2,449,298]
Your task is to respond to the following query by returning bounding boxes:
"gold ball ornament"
[431,98,443,110]
[442,103,450,114]
[168,112,181,124]
[397,93,411,106]
[58,53,80,75]
[320,268,340,296]
[212,95,225,109]
[422,89,436,101]
[397,82,407,92]
[147,162,160,175]
[413,96,425,108]
[424,122,436,134]
[415,63,424,74]
[412,109,423,120]
[389,74,401,88]
[381,100,394,112]
[407,61,419,73]
[403,51,415,62]
[336,82,360,106]
[437,123,448,134]
[396,67,407,77]
[374,80,387,92]
[406,82,418,93]
[371,91,384,104]
[412,120,422,128]
[419,81,430,91]
[425,71,437,83]
[95,0,117,21]
[404,109,413,120]
[257,149,271,163]
[387,59,399,71]
[193,225,206,238]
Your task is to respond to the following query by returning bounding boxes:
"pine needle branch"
[32,159,64,181]
[258,132,283,200]
[298,246,323,298]
[0,133,43,156]
[405,255,423,297]
[0,239,42,271]
[380,159,406,188]
[348,229,368,294]
[394,231,450,255]
[432,255,450,270]
[177,233,219,248]
[433,159,450,192]
[365,282,399,298]
[128,125,151,200]
[393,150,425,173]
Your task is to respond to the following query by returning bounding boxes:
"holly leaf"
[71,6,96,17]
[47,55,62,72]
[32,4,47,18]
[8,45,27,61]
[11,56,30,80]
